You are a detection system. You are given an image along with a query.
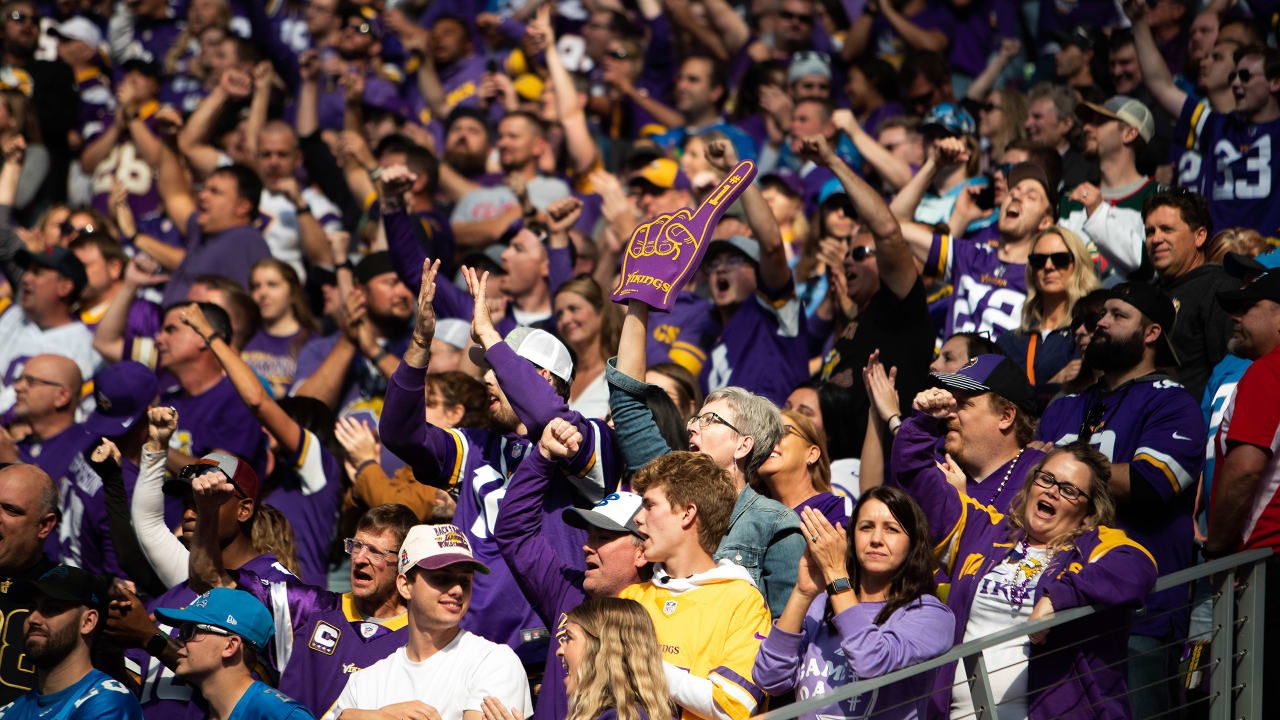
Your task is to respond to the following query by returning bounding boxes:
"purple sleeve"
[834,597,955,678]
[1128,392,1206,504]
[751,622,808,694]
[548,246,573,297]
[496,17,526,44]
[493,449,585,625]
[385,209,473,320]
[379,362,467,487]
[1043,535,1158,611]
[485,341,578,439]
[890,412,966,551]
[243,0,300,90]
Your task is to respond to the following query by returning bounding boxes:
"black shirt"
[0,554,58,705]
[819,276,936,458]
[1158,262,1238,401]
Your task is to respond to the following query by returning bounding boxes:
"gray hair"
[1028,82,1078,124]
[705,387,783,480]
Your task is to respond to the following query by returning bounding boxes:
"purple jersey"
[163,376,270,479]
[18,425,118,577]
[1177,95,1280,236]
[80,296,162,340]
[262,426,341,584]
[1036,375,1203,638]
[127,555,296,720]
[380,345,618,662]
[161,215,272,305]
[947,0,1017,76]
[236,569,407,717]
[793,492,850,528]
[73,68,114,143]
[926,230,1027,338]
[706,280,810,406]
[243,330,308,398]
[87,107,184,251]
[646,290,717,380]
[118,17,182,70]
[966,447,1046,514]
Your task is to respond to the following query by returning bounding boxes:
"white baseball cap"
[397,524,490,576]
[434,318,471,350]
[563,491,644,537]
[50,17,103,49]
[469,326,574,383]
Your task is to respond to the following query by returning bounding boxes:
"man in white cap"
[1060,95,1164,281]
[323,525,531,720]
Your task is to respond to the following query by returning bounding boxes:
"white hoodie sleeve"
[664,662,733,720]
[131,448,190,587]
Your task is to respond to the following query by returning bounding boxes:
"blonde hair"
[1005,443,1116,552]
[565,598,672,720]
[782,409,831,492]
[554,275,623,363]
[1204,227,1269,265]
[251,503,301,578]
[1021,226,1099,332]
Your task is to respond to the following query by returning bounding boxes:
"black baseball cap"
[16,246,87,301]
[1108,282,1179,366]
[18,564,109,613]
[931,353,1037,415]
[1007,162,1058,216]
[1217,269,1280,314]
[120,57,162,79]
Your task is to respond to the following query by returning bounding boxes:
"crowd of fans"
[1,0,1280,718]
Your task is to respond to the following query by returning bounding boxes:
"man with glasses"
[1036,282,1203,718]
[157,588,313,720]
[0,246,99,417]
[13,354,120,577]
[3,564,142,720]
[186,497,416,717]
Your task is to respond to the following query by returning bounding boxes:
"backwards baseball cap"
[18,564,109,613]
[920,103,976,137]
[1007,161,1058,215]
[468,326,574,383]
[1217,268,1280,313]
[83,361,158,437]
[761,168,805,198]
[563,491,644,537]
[155,588,275,649]
[179,451,260,502]
[629,158,692,193]
[931,353,1037,415]
[120,56,162,79]
[1077,95,1155,143]
[16,246,87,301]
[397,524,490,575]
[444,105,492,138]
[787,50,832,84]
[49,17,102,48]
[354,251,397,284]
[1053,24,1102,50]
[1107,281,1180,366]
[703,235,761,268]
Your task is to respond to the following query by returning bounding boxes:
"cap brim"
[562,507,635,536]
[930,371,991,394]
[81,410,144,438]
[413,555,490,574]
[1216,287,1263,313]
[1223,251,1266,279]
[467,345,491,370]
[1075,101,1122,126]
[153,605,207,626]
[18,580,85,606]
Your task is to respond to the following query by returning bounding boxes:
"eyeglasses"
[1028,251,1073,270]
[14,374,64,389]
[177,622,234,642]
[778,10,812,24]
[1032,471,1091,503]
[688,411,743,435]
[7,11,34,24]
[848,245,876,262]
[706,254,747,272]
[782,424,805,440]
[1229,68,1255,84]
[344,538,398,566]
[996,162,1014,178]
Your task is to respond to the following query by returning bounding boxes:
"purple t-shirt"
[236,568,407,717]
[161,215,273,305]
[261,426,341,585]
[128,555,296,720]
[18,425,118,577]
[947,0,1017,76]
[753,594,954,720]
[794,492,850,528]
[163,375,270,479]
[243,330,308,398]
[925,229,1027,338]
[86,110,184,252]
[706,280,810,406]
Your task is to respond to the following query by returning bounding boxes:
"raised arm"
[295,50,322,139]
[966,38,1021,102]
[534,6,602,176]
[1124,0,1188,117]
[155,143,198,233]
[705,140,789,290]
[131,407,192,587]
[832,110,913,191]
[178,70,252,179]
[878,1,948,53]
[93,254,167,363]
[891,389,969,555]
[88,439,165,597]
[700,0,751,56]
[187,465,241,592]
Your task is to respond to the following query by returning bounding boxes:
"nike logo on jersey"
[1172,432,1193,441]
[753,632,767,641]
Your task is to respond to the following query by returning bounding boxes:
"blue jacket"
[606,360,805,617]
[894,412,1158,720]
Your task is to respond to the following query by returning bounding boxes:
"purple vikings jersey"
[1036,375,1204,638]
[243,330,307,398]
[127,555,297,720]
[163,376,270,479]
[86,105,183,250]
[261,427,341,584]
[1178,95,1280,236]
[236,569,407,718]
[18,425,118,577]
[925,230,1027,338]
[646,290,717,380]
[380,345,617,662]
[706,280,810,406]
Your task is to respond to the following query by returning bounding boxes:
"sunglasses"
[976,101,1003,113]
[848,245,876,262]
[1028,251,1073,270]
[7,11,34,24]
[996,162,1014,178]
[778,10,812,24]
[606,48,630,61]
[177,622,234,642]
[59,221,95,236]
[1229,68,1255,84]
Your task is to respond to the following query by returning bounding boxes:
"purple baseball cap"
[931,353,1037,415]
[761,168,805,198]
[83,361,158,437]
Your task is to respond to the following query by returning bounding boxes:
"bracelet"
[354,459,378,476]
[887,416,903,435]
[410,334,431,349]
[296,203,312,215]
[202,332,219,347]
[885,412,901,426]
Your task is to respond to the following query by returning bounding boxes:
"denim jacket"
[606,358,805,618]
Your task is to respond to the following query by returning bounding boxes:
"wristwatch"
[145,630,169,657]
[826,577,853,596]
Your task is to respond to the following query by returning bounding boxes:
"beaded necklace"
[988,447,1026,500]
[1006,538,1050,609]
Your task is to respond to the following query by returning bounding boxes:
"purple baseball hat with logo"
[931,353,1037,415]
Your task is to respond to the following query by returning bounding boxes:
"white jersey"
[0,301,102,415]
[259,187,343,280]
[323,630,532,720]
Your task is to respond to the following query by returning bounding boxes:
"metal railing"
[756,548,1272,720]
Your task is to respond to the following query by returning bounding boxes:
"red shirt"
[1213,347,1280,550]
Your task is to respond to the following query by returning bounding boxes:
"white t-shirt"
[568,370,609,420]
[0,303,102,416]
[323,630,532,720]
[949,544,1050,720]
[259,187,343,281]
